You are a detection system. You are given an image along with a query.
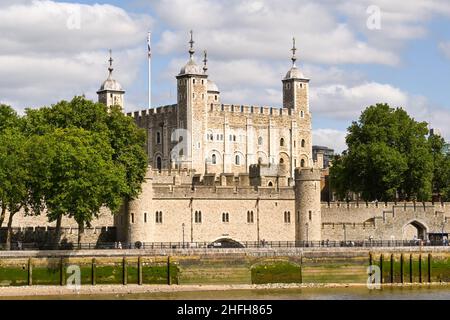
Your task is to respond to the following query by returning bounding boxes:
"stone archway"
[209,237,245,248]
[402,219,428,240]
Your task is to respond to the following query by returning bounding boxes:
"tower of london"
[2,32,448,247]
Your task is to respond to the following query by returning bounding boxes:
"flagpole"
[148,31,152,109]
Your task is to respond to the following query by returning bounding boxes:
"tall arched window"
[222,212,229,223]
[284,211,291,223]
[258,137,263,145]
[195,211,202,223]
[155,211,163,224]
[301,159,306,167]
[212,154,217,165]
[280,138,285,147]
[247,211,254,223]
[156,156,162,171]
[280,158,285,165]
[235,155,240,165]
[301,139,306,148]
[156,132,161,144]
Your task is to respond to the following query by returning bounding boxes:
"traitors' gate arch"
[402,219,429,241]
[210,237,245,248]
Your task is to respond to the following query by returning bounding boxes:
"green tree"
[24,97,147,244]
[27,128,127,244]
[0,105,23,229]
[429,134,450,201]
[0,129,29,249]
[24,97,147,200]
[331,103,434,201]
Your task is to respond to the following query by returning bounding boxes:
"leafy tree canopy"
[330,103,442,201]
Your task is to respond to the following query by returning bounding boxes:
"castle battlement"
[208,103,293,117]
[321,202,450,210]
[127,104,178,119]
[151,184,295,199]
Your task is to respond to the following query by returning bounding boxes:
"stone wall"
[0,227,116,245]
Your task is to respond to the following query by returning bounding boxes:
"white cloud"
[438,42,450,59]
[313,129,347,154]
[154,0,399,65]
[310,82,408,120]
[0,1,152,111]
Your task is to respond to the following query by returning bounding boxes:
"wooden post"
[167,256,171,285]
[138,256,142,285]
[379,254,383,284]
[28,258,32,286]
[409,254,413,283]
[390,254,394,283]
[400,254,404,284]
[299,255,303,284]
[123,257,127,286]
[418,254,422,283]
[60,257,65,286]
[428,254,432,283]
[92,258,96,286]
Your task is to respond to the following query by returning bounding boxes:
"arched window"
[155,211,163,224]
[156,132,161,144]
[144,212,147,223]
[212,154,217,165]
[301,139,306,148]
[301,159,306,168]
[195,211,202,223]
[280,138,285,147]
[300,111,304,118]
[280,158,284,165]
[222,212,229,223]
[247,211,254,223]
[309,210,312,221]
[258,157,263,164]
[258,137,263,145]
[268,181,273,187]
[156,156,162,171]
[131,213,135,224]
[235,155,240,166]
[284,211,291,223]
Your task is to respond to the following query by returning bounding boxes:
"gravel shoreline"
[0,282,448,298]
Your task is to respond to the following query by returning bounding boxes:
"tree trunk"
[77,221,85,245]
[53,215,62,250]
[5,211,15,251]
[0,205,6,228]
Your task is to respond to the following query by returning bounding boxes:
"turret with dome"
[97,50,125,109]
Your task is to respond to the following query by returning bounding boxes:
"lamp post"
[182,223,185,249]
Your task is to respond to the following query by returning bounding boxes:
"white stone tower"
[282,38,313,175]
[295,167,322,242]
[175,31,208,173]
[97,50,125,110]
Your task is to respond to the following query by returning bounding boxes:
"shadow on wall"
[0,227,116,248]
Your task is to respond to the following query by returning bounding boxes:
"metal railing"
[0,239,448,251]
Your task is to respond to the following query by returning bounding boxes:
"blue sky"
[1,0,450,152]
